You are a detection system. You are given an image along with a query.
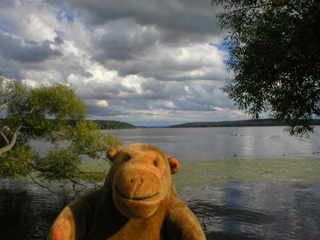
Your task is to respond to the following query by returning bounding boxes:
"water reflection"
[1,179,320,240]
[178,181,320,240]
[0,180,74,240]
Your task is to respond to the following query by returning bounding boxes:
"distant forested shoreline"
[92,120,136,129]
[169,119,320,128]
[2,118,319,130]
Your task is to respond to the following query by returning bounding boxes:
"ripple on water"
[178,182,320,240]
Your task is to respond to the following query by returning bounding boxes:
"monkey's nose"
[129,179,142,198]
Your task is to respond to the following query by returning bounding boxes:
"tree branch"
[30,126,66,137]
[0,130,9,145]
[27,172,58,194]
[0,124,22,155]
[0,89,22,109]
[25,158,87,189]
[1,98,15,109]
[25,158,50,172]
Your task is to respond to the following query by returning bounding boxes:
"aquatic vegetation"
[78,160,110,182]
[172,158,320,190]
[78,158,320,189]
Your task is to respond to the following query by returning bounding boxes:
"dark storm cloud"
[75,82,121,100]
[0,57,21,79]
[0,32,62,63]
[174,99,216,111]
[54,36,64,45]
[0,0,14,9]
[46,0,223,48]
[55,0,219,35]
[87,105,130,117]
[93,20,160,62]
[82,71,94,78]
[118,98,151,110]
[141,80,166,93]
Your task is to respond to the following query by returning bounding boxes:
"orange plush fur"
[47,143,206,240]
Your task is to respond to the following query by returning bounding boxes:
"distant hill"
[93,120,136,129]
[1,118,136,130]
[170,119,320,128]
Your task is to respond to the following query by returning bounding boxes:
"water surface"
[2,126,320,239]
[1,178,320,240]
[29,126,320,160]
[106,126,320,160]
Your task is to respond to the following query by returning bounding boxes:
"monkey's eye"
[125,155,131,162]
[153,161,158,167]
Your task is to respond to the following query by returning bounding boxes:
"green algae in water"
[172,158,320,190]
[78,158,320,190]
[78,160,110,182]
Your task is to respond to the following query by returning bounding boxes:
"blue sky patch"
[56,5,74,22]
[0,14,13,33]
[209,42,229,52]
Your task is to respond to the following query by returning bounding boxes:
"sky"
[0,0,252,126]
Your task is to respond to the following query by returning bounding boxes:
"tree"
[212,0,320,135]
[0,75,121,189]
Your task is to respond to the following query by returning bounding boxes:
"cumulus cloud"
[46,0,221,35]
[0,0,249,126]
[0,32,62,63]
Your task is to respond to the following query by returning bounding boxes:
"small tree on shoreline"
[1,75,121,190]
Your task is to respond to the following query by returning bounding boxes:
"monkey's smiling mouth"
[116,187,159,201]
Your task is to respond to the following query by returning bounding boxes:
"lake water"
[106,126,320,160]
[1,126,320,239]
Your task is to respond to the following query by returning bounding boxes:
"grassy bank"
[79,158,320,187]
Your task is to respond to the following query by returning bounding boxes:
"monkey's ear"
[168,157,180,175]
[107,146,123,162]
